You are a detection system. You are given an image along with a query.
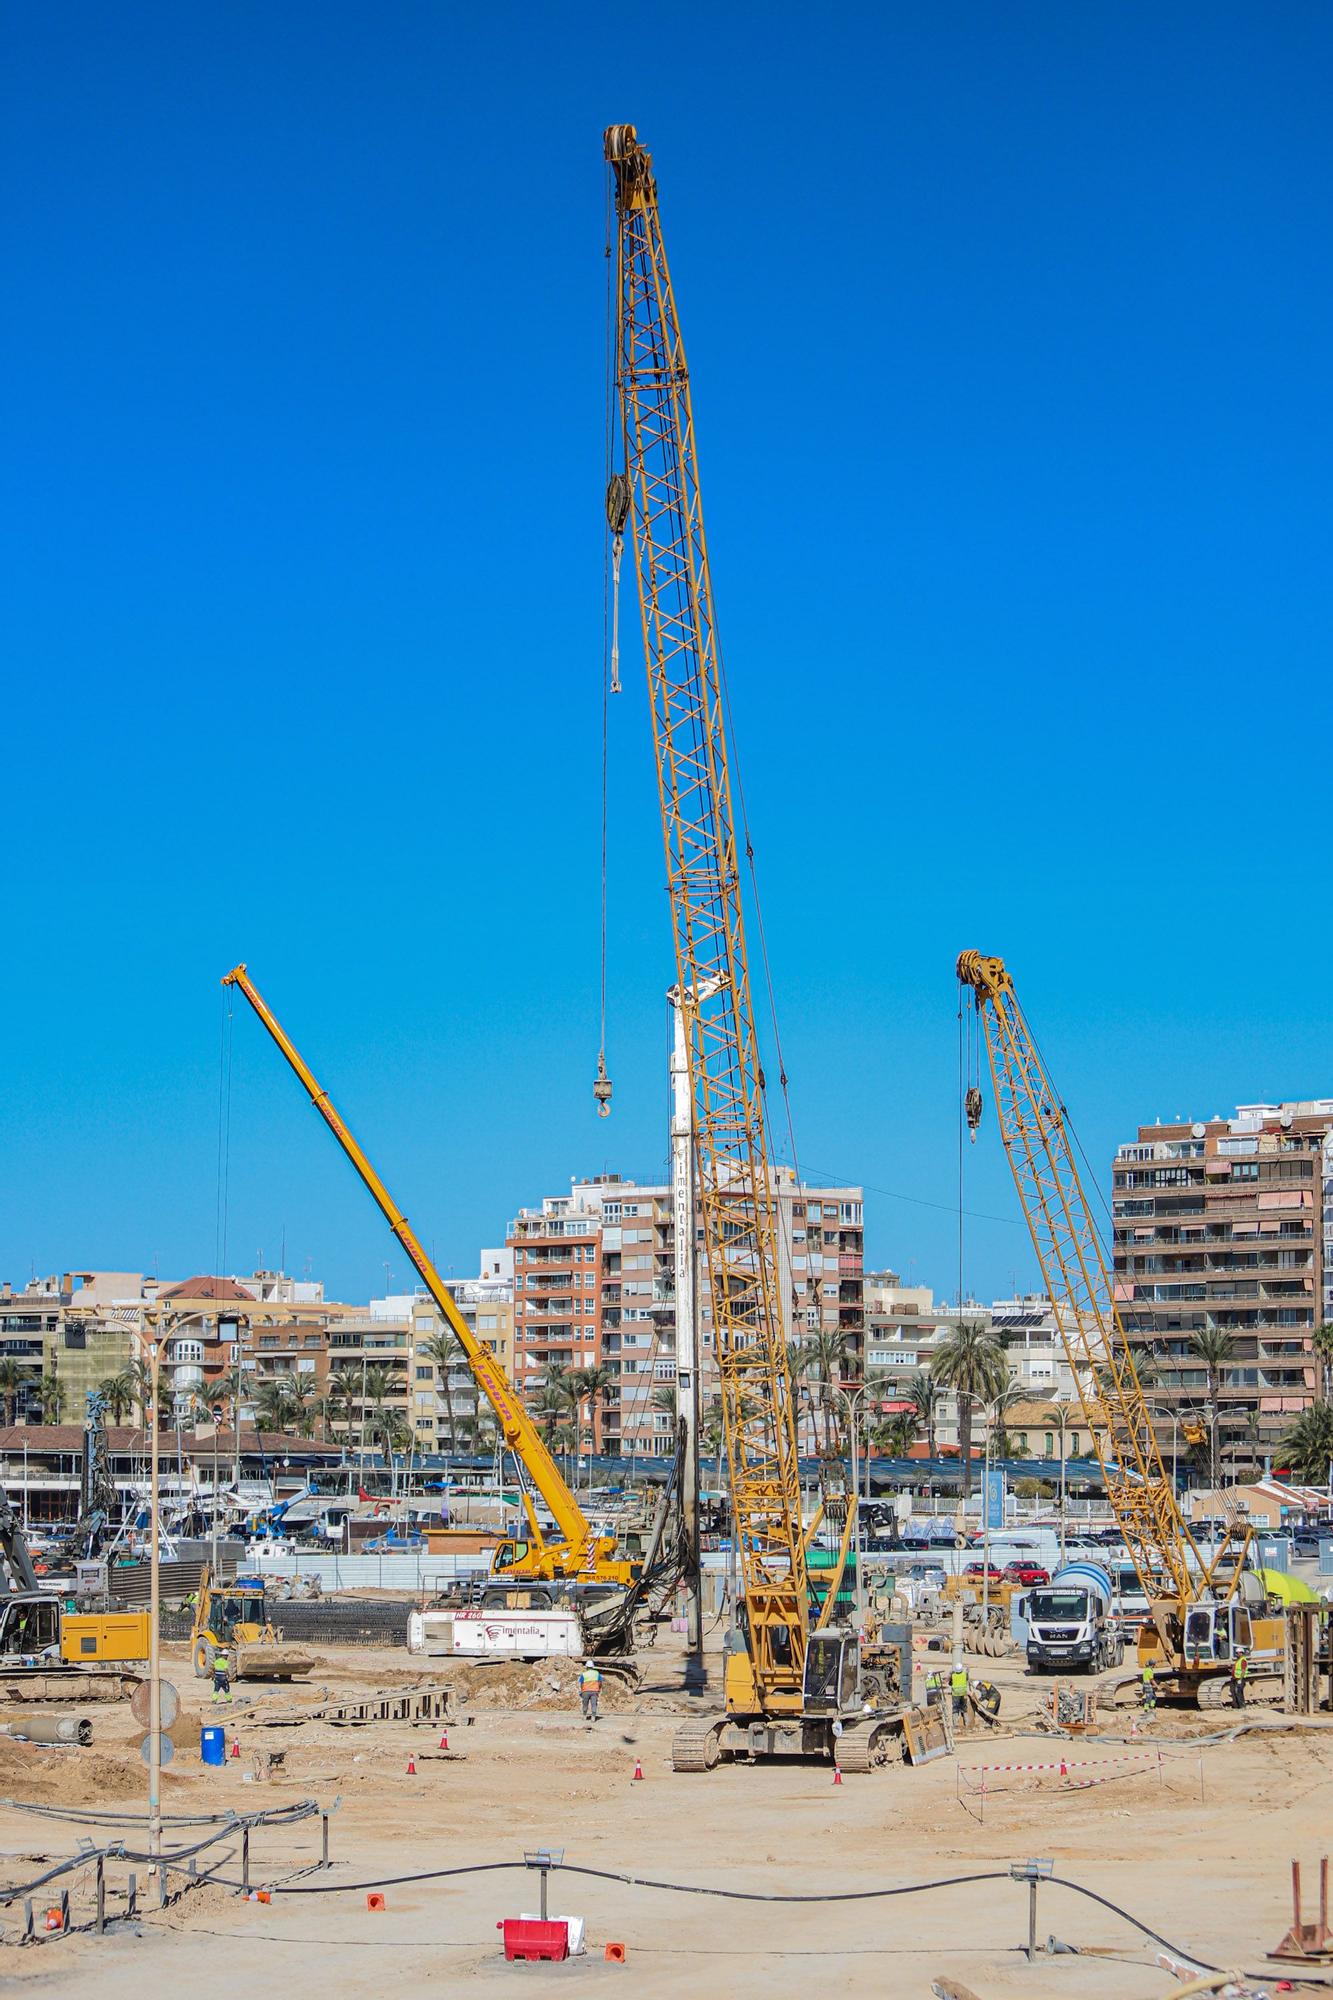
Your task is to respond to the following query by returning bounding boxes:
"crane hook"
[965,1085,983,1141]
[593,1050,613,1119]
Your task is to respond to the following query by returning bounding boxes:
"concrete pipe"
[0,1714,92,1746]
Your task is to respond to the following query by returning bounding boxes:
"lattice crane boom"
[956,950,1247,1612]
[605,124,808,1703]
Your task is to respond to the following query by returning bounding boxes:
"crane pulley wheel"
[605,472,631,536]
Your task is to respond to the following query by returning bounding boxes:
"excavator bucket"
[235,1638,316,1682]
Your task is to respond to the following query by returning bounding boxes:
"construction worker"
[211,1646,233,1706]
[1230,1651,1249,1709]
[924,1667,943,1709]
[950,1661,969,1725]
[577,1658,603,1724]
[1140,1661,1156,1715]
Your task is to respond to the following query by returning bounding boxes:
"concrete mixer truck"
[1025,1561,1125,1675]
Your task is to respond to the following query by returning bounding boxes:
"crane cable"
[594,165,617,1120]
[214,985,235,1288]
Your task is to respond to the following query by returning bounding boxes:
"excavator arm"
[222,964,627,1585]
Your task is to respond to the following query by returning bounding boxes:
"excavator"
[605,123,929,1769]
[221,964,683,1633]
[956,950,1285,1705]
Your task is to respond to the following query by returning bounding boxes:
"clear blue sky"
[4,5,1329,1308]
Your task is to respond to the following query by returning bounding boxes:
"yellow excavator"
[222,965,647,1596]
[605,123,927,1769]
[957,950,1286,1705]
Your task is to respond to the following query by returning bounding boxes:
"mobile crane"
[606,124,917,1768]
[955,950,1284,1704]
[221,964,651,1598]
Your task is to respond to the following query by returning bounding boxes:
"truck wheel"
[193,1639,211,1679]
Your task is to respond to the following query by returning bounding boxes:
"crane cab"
[1182,1602,1252,1665]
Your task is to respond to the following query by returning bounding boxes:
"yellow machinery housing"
[60,1611,150,1665]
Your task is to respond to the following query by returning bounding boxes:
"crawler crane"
[606,124,917,1767]
[956,950,1285,1703]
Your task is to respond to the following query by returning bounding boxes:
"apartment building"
[0,1271,144,1415]
[1113,1098,1333,1474]
[507,1171,865,1458]
[408,1249,515,1450]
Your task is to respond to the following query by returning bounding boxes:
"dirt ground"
[1,1626,1331,1998]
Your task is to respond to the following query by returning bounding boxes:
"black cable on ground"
[0,1796,320,1831]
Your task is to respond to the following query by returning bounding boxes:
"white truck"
[1024,1561,1125,1674]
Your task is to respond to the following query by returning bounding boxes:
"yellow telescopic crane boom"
[955,951,1275,1696]
[605,124,808,1711]
[222,963,635,1587]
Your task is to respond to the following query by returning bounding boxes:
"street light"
[954,1388,1008,1627]
[826,1381,879,1634]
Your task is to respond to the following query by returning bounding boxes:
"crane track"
[671,1717,723,1772]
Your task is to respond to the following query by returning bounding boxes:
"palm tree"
[360,1362,406,1458]
[803,1328,851,1451]
[532,1374,572,1446]
[1311,1323,1333,1403]
[571,1363,615,1451]
[870,1409,918,1459]
[422,1328,463,1452]
[0,1360,28,1428]
[127,1354,156,1428]
[254,1376,298,1435]
[39,1373,65,1423]
[1189,1328,1235,1487]
[98,1371,135,1424]
[1278,1401,1333,1483]
[988,1380,1031,1462]
[930,1317,1006,1497]
[325,1366,356,1441]
[700,1396,725,1460]
[908,1373,942,1461]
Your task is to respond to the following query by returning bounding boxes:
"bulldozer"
[190,1568,317,1682]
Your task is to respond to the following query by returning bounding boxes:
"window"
[415,1365,432,1380]
[1232,1163,1260,1181]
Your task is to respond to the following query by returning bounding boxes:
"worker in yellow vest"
[1229,1652,1249,1709]
[1140,1662,1156,1714]
[578,1658,603,1723]
[949,1662,969,1725]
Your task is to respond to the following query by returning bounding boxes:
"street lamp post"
[145,1322,163,1900]
[829,1383,877,1634]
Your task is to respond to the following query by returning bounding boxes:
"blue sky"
[3,5,1329,1308]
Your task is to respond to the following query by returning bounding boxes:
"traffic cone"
[406,1758,417,1775]
[632,1758,644,1781]
[439,1730,449,1751]
[230,1739,240,1759]
[833,1765,843,1786]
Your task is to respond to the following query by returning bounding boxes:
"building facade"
[1113,1098,1333,1475]
[507,1171,865,1458]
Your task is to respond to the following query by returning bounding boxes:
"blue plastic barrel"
[200,1725,226,1766]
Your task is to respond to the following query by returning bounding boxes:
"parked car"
[963,1561,1005,1583]
[1003,1561,1050,1588]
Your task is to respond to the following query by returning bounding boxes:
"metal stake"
[96,1854,105,1935]
[127,1873,137,1919]
[321,1812,330,1869]
[242,1826,251,1896]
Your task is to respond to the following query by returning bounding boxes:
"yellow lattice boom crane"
[606,124,917,1768]
[956,950,1285,1703]
[222,963,641,1592]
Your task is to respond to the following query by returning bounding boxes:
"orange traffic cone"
[833,1765,843,1786]
[230,1739,240,1759]
[406,1758,417,1775]
[439,1730,449,1751]
[632,1758,644,1781]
